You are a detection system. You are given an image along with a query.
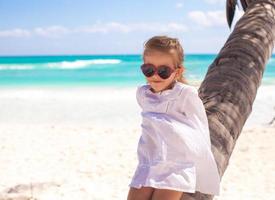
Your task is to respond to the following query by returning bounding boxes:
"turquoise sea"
[0,55,274,87]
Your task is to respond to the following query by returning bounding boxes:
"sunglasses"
[140,63,176,79]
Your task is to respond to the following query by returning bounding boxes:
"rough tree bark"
[182,0,275,199]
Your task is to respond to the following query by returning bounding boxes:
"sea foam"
[0,59,121,70]
[47,59,121,69]
[0,65,34,70]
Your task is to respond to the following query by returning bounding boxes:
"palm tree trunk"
[183,0,275,199]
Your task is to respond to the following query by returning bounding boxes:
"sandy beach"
[0,84,275,200]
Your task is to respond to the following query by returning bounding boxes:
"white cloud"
[76,22,131,34]
[0,26,69,38]
[77,22,188,34]
[34,26,70,38]
[188,10,227,27]
[0,28,31,37]
[0,22,188,38]
[176,3,183,8]
[130,22,188,33]
[204,0,225,5]
[166,23,188,32]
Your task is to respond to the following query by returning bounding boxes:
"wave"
[47,59,121,69]
[0,65,34,70]
[0,59,122,70]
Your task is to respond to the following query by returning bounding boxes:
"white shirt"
[129,82,220,195]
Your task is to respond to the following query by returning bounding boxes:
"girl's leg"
[151,188,185,200]
[127,186,154,200]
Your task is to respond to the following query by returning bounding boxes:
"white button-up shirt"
[129,82,220,195]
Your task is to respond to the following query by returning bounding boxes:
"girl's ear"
[178,65,185,72]
[176,65,184,78]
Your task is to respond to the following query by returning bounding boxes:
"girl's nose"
[151,73,162,80]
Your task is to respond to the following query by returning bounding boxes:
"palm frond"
[226,0,238,28]
[240,0,249,11]
[226,0,251,28]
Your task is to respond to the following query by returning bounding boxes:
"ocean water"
[0,54,274,87]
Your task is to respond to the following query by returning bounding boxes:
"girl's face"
[143,51,183,93]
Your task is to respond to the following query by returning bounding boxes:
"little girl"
[127,36,220,200]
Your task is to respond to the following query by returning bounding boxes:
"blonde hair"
[142,35,188,84]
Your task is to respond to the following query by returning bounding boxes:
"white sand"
[0,84,274,200]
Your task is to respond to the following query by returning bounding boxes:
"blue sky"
[0,0,249,55]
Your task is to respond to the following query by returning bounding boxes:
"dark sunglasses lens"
[158,66,171,79]
[141,64,155,77]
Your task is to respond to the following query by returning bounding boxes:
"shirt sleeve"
[182,86,211,147]
[136,86,143,108]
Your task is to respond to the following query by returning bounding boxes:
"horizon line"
[0,53,274,57]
